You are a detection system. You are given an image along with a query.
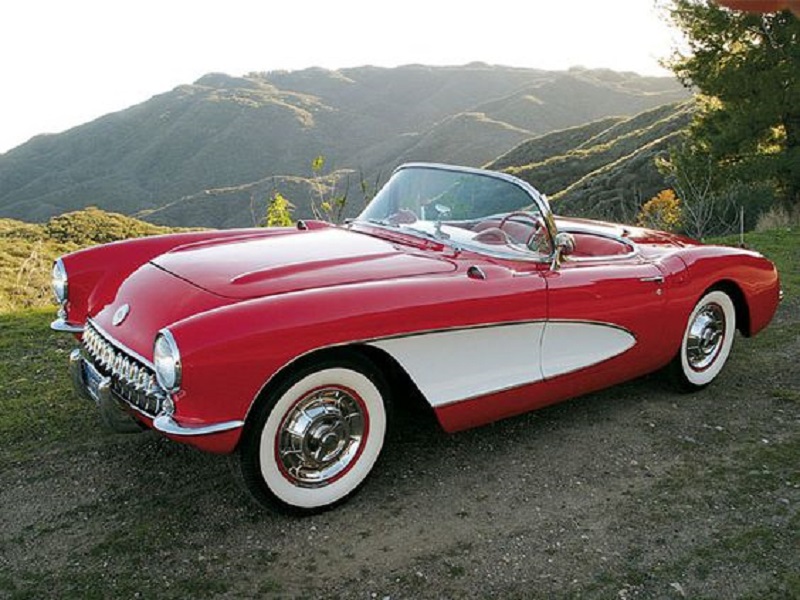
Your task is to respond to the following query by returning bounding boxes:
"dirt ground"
[1,302,798,599]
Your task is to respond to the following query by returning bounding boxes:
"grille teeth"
[82,323,165,417]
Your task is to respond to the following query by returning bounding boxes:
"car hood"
[151,227,457,300]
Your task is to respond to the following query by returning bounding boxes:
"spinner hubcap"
[686,303,726,371]
[276,387,366,487]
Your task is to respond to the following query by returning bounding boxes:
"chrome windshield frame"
[353,162,558,261]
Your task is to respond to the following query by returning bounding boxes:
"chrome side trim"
[152,414,245,437]
[51,318,84,334]
[565,249,641,264]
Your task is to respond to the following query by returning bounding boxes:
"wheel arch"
[708,279,751,337]
[237,342,433,450]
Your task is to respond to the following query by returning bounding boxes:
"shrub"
[756,204,800,232]
[637,189,682,232]
[264,192,294,227]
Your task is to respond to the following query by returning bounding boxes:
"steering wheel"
[497,211,548,251]
[387,208,418,225]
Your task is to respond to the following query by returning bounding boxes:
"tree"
[265,192,294,227]
[663,1,800,206]
[309,155,349,223]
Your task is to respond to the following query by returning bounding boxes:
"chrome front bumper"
[69,349,244,437]
[69,349,143,433]
[51,317,84,334]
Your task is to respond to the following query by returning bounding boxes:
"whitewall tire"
[238,356,388,513]
[672,290,736,390]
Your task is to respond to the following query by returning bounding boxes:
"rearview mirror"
[551,232,575,271]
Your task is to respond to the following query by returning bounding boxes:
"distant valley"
[0,64,689,227]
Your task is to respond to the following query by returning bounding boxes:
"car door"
[541,257,668,382]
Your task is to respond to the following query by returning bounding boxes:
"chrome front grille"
[82,322,165,416]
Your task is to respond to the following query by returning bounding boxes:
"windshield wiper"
[363,218,396,228]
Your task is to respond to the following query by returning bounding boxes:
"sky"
[0,0,682,155]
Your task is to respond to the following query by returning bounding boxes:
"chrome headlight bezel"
[51,258,68,305]
[153,329,182,393]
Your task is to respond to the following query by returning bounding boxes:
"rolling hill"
[487,101,694,221]
[0,64,688,228]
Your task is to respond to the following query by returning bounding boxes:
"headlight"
[153,330,182,393]
[51,259,68,305]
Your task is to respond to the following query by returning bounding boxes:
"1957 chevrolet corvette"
[51,163,781,512]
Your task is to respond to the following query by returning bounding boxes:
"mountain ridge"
[0,64,689,227]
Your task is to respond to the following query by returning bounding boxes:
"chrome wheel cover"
[276,386,366,488]
[686,303,726,371]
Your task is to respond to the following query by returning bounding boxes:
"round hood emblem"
[112,304,130,326]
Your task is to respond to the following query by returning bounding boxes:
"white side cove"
[369,321,636,408]
[541,322,636,380]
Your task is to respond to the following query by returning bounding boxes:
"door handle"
[640,275,664,284]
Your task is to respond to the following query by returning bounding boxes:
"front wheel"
[671,289,736,391]
[237,356,388,513]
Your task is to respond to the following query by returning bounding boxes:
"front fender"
[58,228,284,327]
[163,267,542,435]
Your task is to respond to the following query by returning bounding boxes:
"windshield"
[355,164,553,258]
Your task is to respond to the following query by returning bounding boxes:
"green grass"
[0,310,99,465]
[716,227,800,300]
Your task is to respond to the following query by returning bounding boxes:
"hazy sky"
[0,0,681,154]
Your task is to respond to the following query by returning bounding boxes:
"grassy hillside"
[0,65,688,228]
[489,116,625,171]
[0,209,188,313]
[488,101,693,221]
[140,173,352,229]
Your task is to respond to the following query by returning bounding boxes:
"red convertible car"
[51,163,781,512]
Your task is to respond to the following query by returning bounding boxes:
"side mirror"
[550,232,575,271]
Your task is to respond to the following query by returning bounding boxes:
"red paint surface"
[60,217,781,454]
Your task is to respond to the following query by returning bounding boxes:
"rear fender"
[674,246,780,337]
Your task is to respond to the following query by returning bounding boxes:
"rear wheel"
[237,356,388,513]
[671,290,736,390]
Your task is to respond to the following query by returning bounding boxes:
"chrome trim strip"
[565,250,641,264]
[51,318,85,334]
[242,318,638,423]
[152,414,245,437]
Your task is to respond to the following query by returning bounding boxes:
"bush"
[44,207,177,245]
[637,189,682,232]
[756,204,800,232]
